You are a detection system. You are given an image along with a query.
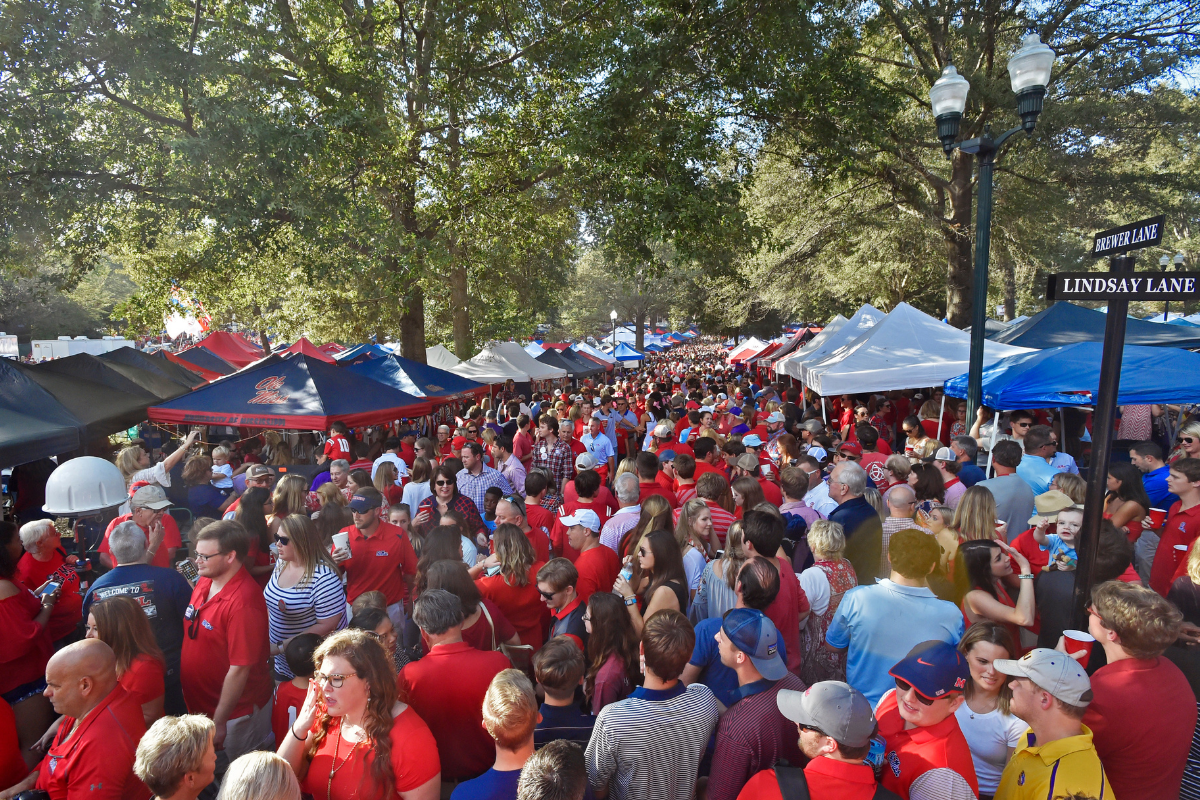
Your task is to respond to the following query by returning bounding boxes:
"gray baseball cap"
[130,484,172,510]
[776,681,876,748]
[993,648,1093,707]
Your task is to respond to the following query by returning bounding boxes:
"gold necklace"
[326,722,362,800]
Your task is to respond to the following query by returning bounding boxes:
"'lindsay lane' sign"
[1091,215,1165,258]
[1048,272,1200,301]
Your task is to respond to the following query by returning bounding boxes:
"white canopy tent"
[804,302,1032,396]
[573,341,616,364]
[450,341,568,383]
[779,306,884,381]
[426,344,462,370]
[728,337,770,362]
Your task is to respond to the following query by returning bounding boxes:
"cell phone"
[485,564,503,577]
[177,560,199,584]
[39,582,60,597]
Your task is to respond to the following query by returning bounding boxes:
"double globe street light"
[929,33,1055,418]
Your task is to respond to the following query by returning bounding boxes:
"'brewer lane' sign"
[1091,215,1165,258]
[1049,272,1200,301]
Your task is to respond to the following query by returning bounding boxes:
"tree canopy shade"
[943,343,1200,408]
[149,353,432,429]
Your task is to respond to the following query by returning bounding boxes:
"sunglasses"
[1014,422,1032,428]
[539,588,560,600]
[1184,437,1197,445]
[895,678,935,705]
[435,479,454,486]
[274,535,290,546]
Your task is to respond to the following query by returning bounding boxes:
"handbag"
[480,601,535,678]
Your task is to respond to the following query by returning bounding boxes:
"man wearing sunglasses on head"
[875,641,979,800]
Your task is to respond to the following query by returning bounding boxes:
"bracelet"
[1018,573,1035,580]
[291,723,307,741]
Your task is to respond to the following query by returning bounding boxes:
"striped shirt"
[600,505,641,553]
[585,683,719,800]
[456,466,514,516]
[264,563,347,677]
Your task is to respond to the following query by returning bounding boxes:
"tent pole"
[1058,407,1065,463]
[985,413,999,478]
[821,397,827,425]
[935,394,945,443]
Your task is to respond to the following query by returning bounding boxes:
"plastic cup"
[1149,508,1168,528]
[331,532,350,552]
[1063,629,1096,668]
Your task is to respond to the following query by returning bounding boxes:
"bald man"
[492,496,551,563]
[880,484,931,579]
[1,640,151,800]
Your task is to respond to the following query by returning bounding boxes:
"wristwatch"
[624,596,638,606]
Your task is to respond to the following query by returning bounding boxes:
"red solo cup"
[1149,508,1168,528]
[1063,629,1096,668]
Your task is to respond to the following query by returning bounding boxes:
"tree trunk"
[258,330,272,354]
[944,151,975,327]
[634,309,645,352]
[1001,258,1016,321]
[450,263,471,359]
[399,284,426,362]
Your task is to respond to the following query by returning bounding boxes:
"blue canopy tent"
[149,353,433,429]
[611,342,646,362]
[644,342,666,352]
[989,302,1200,349]
[943,342,1200,409]
[333,343,392,366]
[174,346,236,375]
[346,353,488,403]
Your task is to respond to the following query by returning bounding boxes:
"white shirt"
[798,565,832,616]
[954,701,1027,795]
[803,481,839,516]
[372,453,409,483]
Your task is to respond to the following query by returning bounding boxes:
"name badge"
[202,620,214,631]
[377,551,389,557]
[184,604,196,620]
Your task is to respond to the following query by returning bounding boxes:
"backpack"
[773,765,903,800]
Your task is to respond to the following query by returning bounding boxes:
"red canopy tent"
[190,331,264,368]
[318,342,347,356]
[281,337,336,363]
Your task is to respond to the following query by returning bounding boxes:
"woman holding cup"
[412,463,485,542]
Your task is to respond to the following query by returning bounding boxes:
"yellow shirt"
[996,724,1113,800]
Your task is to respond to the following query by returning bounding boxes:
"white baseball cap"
[559,509,602,533]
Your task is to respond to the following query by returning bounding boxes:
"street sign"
[1048,272,1200,301]
[1091,215,1165,258]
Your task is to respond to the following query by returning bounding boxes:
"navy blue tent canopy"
[102,346,207,389]
[149,353,433,429]
[344,353,487,402]
[943,342,1200,409]
[334,343,393,366]
[989,302,1200,349]
[556,347,604,377]
[174,346,237,375]
[0,359,83,468]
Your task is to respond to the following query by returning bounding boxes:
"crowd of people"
[2,337,1200,800]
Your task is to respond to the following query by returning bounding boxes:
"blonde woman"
[798,520,857,684]
[219,752,301,800]
[269,473,310,536]
[314,481,347,515]
[114,430,201,511]
[690,520,749,622]
[265,515,347,679]
[1050,472,1086,504]
[952,485,1003,542]
[673,498,714,598]
[616,493,672,561]
[133,714,216,800]
[613,457,638,483]
[475,523,547,649]
[1173,418,1200,462]
[926,505,959,569]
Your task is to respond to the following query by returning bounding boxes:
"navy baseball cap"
[889,640,969,700]
[722,608,787,680]
[348,493,383,513]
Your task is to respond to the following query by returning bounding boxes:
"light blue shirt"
[581,431,616,466]
[1040,533,1077,564]
[1017,454,1057,495]
[1050,451,1078,475]
[825,579,964,707]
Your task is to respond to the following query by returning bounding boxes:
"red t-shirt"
[300,706,441,796]
[476,564,550,649]
[16,549,82,641]
[119,654,165,707]
[526,505,556,562]
[323,434,351,462]
[693,461,727,483]
[514,430,534,468]
[271,679,308,752]
[0,587,52,696]
[35,685,151,800]
[1151,501,1200,595]
[396,642,509,781]
[757,477,783,507]
[563,483,619,516]
[340,521,418,606]
[180,567,273,718]
[876,690,979,799]
[462,599,519,651]
[1083,656,1197,799]
[736,757,879,800]
[860,453,889,485]
[0,697,26,791]
[639,481,679,509]
[764,558,809,675]
[551,501,612,562]
[574,544,622,604]
[1010,528,1051,574]
[100,514,182,570]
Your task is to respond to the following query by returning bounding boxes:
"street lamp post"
[1158,253,1187,320]
[610,310,618,350]
[929,34,1055,419]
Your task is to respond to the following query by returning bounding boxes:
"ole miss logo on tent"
[248,376,289,405]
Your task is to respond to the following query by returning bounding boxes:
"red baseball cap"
[452,436,468,450]
[838,442,863,457]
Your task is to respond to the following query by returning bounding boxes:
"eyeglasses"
[435,479,454,486]
[274,535,290,546]
[314,671,359,689]
[582,611,591,622]
[894,678,935,705]
[193,551,227,564]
